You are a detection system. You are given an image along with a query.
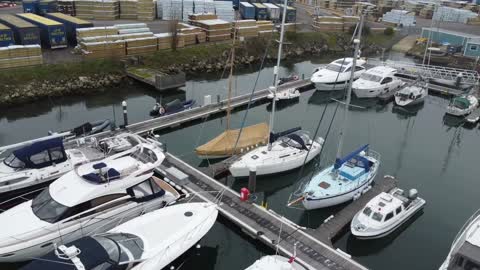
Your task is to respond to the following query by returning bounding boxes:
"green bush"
[384,27,394,36]
[348,25,371,36]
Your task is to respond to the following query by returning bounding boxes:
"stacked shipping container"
[0,23,15,47]
[0,14,41,45]
[44,12,93,45]
[17,13,67,49]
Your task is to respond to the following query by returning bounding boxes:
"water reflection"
[308,90,345,106]
[266,98,300,112]
[392,103,425,119]
[345,210,424,256]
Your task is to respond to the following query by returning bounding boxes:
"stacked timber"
[156,32,173,50]
[93,0,120,20]
[342,15,359,29]
[76,26,118,41]
[75,0,94,19]
[283,23,297,32]
[467,16,480,25]
[257,20,275,36]
[232,20,258,39]
[0,45,43,69]
[57,0,75,16]
[125,36,157,55]
[193,19,231,42]
[119,0,137,19]
[80,32,153,42]
[80,40,126,59]
[312,16,344,32]
[137,0,155,21]
[178,22,206,45]
[419,6,434,19]
[188,13,217,21]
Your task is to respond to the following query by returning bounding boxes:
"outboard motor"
[408,189,418,201]
[455,73,463,87]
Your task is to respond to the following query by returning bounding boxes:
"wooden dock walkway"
[311,176,397,245]
[157,152,369,270]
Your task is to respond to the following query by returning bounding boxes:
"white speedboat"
[311,58,366,91]
[246,255,306,270]
[229,130,324,177]
[394,85,428,107]
[446,95,479,116]
[0,133,151,196]
[20,202,218,270]
[267,87,301,101]
[351,187,425,239]
[439,209,480,270]
[0,140,180,262]
[353,66,404,98]
[300,145,380,209]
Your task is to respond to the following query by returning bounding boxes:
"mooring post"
[248,165,257,193]
[122,100,128,128]
[217,94,220,104]
[302,73,305,80]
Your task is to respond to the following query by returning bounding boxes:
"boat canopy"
[269,126,301,144]
[452,97,470,109]
[334,144,371,172]
[10,137,67,169]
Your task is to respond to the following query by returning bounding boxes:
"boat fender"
[353,192,361,201]
[159,107,165,115]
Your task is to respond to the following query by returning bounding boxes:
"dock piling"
[248,165,257,193]
[122,100,128,128]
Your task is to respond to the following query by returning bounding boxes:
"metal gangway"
[368,59,480,85]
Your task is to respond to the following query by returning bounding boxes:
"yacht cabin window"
[372,212,383,222]
[355,66,364,71]
[3,154,25,169]
[360,73,382,82]
[128,178,165,201]
[362,207,372,217]
[325,64,346,73]
[381,77,393,85]
[30,151,50,165]
[384,212,394,221]
[396,206,402,215]
[31,188,70,223]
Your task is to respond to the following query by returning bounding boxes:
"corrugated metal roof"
[17,13,63,26]
[0,23,10,30]
[252,3,266,8]
[422,27,480,39]
[46,12,92,25]
[0,14,36,29]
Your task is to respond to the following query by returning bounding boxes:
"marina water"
[0,54,477,270]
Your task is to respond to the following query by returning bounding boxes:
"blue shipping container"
[277,4,296,23]
[16,13,67,49]
[22,0,39,13]
[0,14,41,45]
[233,0,240,9]
[252,3,268,20]
[38,0,58,15]
[45,13,93,45]
[0,27,15,47]
[239,2,255,19]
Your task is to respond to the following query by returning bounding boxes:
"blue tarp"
[334,144,370,171]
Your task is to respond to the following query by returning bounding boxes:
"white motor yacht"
[394,85,428,107]
[446,95,479,116]
[0,133,152,196]
[310,58,366,91]
[246,255,306,270]
[229,130,324,177]
[0,140,180,262]
[20,202,217,270]
[351,187,425,239]
[267,87,301,101]
[439,209,480,270]
[353,66,404,98]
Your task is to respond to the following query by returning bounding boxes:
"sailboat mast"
[267,0,288,149]
[226,26,237,132]
[335,13,364,159]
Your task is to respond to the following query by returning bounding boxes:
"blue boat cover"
[20,236,112,270]
[286,133,308,150]
[269,126,302,144]
[334,144,370,171]
[13,137,67,169]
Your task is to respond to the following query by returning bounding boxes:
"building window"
[470,45,478,51]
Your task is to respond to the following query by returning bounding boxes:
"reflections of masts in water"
[442,123,463,174]
[394,116,416,176]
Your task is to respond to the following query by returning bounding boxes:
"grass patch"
[0,59,124,85]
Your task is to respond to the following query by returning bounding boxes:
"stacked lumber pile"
[80,32,154,42]
[57,0,75,16]
[125,36,157,55]
[119,0,137,19]
[93,0,120,20]
[312,16,344,32]
[137,0,155,21]
[467,16,480,25]
[188,13,217,21]
[419,5,434,19]
[283,23,297,32]
[75,0,95,19]
[232,20,258,39]
[177,22,206,46]
[76,26,118,41]
[342,15,359,29]
[155,33,173,50]
[80,40,126,59]
[257,20,276,36]
[192,19,231,42]
[0,45,43,69]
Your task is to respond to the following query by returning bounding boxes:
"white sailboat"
[0,140,180,262]
[20,203,218,270]
[246,255,306,270]
[229,3,324,177]
[290,13,381,210]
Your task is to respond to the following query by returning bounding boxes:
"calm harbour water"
[1,54,479,270]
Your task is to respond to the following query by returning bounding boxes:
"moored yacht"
[353,66,404,98]
[310,58,366,91]
[0,140,180,262]
[446,95,478,116]
[351,187,425,239]
[0,133,150,196]
[20,202,217,270]
[229,129,324,177]
[246,255,306,270]
[394,85,428,107]
[439,209,480,270]
[267,87,301,101]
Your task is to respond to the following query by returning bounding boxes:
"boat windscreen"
[325,64,346,73]
[103,233,144,264]
[360,73,382,82]
[372,212,383,222]
[31,188,69,223]
[3,153,25,169]
[452,98,470,109]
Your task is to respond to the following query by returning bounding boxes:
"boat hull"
[314,81,349,91]
[394,96,425,107]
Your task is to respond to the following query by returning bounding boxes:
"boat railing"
[367,149,381,163]
[0,187,46,213]
[450,209,480,253]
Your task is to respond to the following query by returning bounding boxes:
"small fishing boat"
[0,139,179,262]
[245,255,306,270]
[446,95,478,116]
[267,87,300,101]
[310,58,366,91]
[278,74,300,85]
[21,203,218,270]
[439,209,480,270]
[351,187,425,239]
[353,66,404,98]
[150,99,196,117]
[394,85,428,107]
[229,128,324,177]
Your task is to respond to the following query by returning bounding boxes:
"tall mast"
[267,0,288,150]
[335,13,364,159]
[226,23,237,132]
